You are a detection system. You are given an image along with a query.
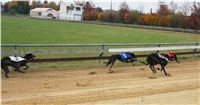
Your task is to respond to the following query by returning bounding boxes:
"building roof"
[30,8,55,12]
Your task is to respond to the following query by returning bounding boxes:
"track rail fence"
[1,42,200,62]
[31,51,200,63]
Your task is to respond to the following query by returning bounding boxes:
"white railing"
[1,42,199,55]
[1,42,199,47]
[109,46,200,52]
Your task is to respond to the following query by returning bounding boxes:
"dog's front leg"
[16,69,25,73]
[14,68,25,73]
[23,64,29,70]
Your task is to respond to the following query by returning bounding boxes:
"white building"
[30,8,58,19]
[59,2,83,21]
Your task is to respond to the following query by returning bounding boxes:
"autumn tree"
[141,14,160,26]
[159,15,170,26]
[83,1,96,20]
[96,12,103,21]
[17,1,30,14]
[127,10,142,24]
[169,12,187,28]
[96,7,103,13]
[95,7,103,20]
[75,1,96,20]
[31,1,38,9]
[157,1,171,16]
[188,2,200,29]
[119,1,129,23]
[11,1,18,9]
[2,1,30,14]
[3,2,12,12]
[48,1,59,10]
[42,0,48,8]
[112,11,121,23]
[100,10,111,22]
[36,1,42,7]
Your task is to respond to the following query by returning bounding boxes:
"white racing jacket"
[9,56,26,62]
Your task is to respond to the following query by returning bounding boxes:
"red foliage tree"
[83,1,96,20]
[188,2,200,29]
[119,1,129,23]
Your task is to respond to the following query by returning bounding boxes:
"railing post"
[192,42,198,58]
[99,44,105,64]
[14,44,18,56]
[156,44,161,53]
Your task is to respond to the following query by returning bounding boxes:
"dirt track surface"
[2,58,200,105]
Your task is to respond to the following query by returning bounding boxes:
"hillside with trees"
[1,1,200,30]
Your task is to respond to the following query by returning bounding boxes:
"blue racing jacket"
[119,53,132,60]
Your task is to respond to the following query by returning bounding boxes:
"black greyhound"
[140,53,179,76]
[105,52,137,73]
[1,53,35,78]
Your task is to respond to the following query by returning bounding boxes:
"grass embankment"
[2,16,199,44]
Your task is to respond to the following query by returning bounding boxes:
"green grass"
[2,16,200,44]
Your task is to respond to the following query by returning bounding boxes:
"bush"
[7,8,17,15]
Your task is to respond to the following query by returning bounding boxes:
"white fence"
[1,42,200,55]
[109,46,200,52]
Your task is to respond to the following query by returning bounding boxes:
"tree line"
[1,1,200,30]
[93,1,200,30]
[1,1,59,15]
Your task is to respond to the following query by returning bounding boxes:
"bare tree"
[138,5,144,14]
[170,1,177,14]
[180,2,191,16]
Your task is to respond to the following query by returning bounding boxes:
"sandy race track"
[1,58,200,105]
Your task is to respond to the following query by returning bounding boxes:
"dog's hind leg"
[152,66,157,73]
[109,63,114,73]
[109,60,116,73]
[161,64,170,76]
[162,67,168,76]
[2,66,10,78]
[5,70,9,78]
[130,59,135,67]
[149,65,156,73]
[132,62,134,66]
[106,57,113,67]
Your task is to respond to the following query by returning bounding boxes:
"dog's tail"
[137,60,148,65]
[103,62,110,67]
[103,62,108,64]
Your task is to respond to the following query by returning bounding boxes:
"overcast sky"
[2,0,200,13]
